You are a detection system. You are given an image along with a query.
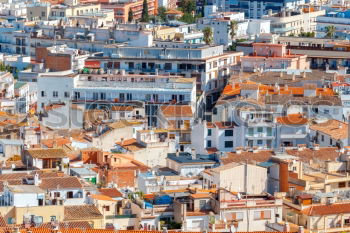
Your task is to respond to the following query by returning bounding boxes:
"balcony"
[105,214,136,219]
[246,133,274,139]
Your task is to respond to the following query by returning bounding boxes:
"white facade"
[202,163,268,194]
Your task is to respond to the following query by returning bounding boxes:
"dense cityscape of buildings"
[0,0,349,232]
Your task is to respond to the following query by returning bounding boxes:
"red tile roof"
[98,188,123,198]
[64,205,103,220]
[301,203,350,216]
[276,114,308,125]
[40,177,83,190]
[160,105,193,117]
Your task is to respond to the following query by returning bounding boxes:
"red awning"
[85,60,101,68]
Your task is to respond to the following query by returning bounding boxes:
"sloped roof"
[39,177,83,190]
[310,119,348,140]
[301,203,350,216]
[64,205,103,220]
[98,188,123,198]
[26,148,68,159]
[160,105,193,117]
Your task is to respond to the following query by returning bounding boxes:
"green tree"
[179,0,196,14]
[128,8,133,23]
[325,25,336,38]
[202,26,213,45]
[229,20,238,40]
[140,0,149,22]
[158,6,167,22]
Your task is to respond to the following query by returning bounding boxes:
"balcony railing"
[105,214,136,219]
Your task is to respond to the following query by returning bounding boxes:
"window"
[232,212,244,221]
[64,92,70,98]
[41,11,46,17]
[199,200,206,209]
[330,139,333,145]
[224,141,233,148]
[339,182,346,188]
[54,192,60,198]
[74,91,80,99]
[254,210,271,220]
[164,63,172,70]
[50,216,56,222]
[67,191,73,198]
[53,91,58,98]
[104,205,110,211]
[225,130,233,136]
[324,109,329,114]
[257,140,263,145]
[257,127,263,133]
[100,93,106,100]
[41,91,45,97]
[207,140,212,148]
[248,128,254,136]
[213,108,217,115]
[207,129,212,136]
[321,135,324,142]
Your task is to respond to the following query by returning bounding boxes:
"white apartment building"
[37,71,196,127]
[95,42,242,93]
[265,9,325,36]
[198,13,270,47]
[316,11,350,39]
[137,171,201,194]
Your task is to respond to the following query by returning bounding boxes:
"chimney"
[34,173,41,186]
[14,228,19,233]
[283,222,290,232]
[162,227,168,233]
[313,144,320,151]
[279,162,289,192]
[298,226,304,233]
[339,123,343,129]
[298,162,303,179]
[176,149,180,157]
[191,148,196,159]
[297,144,306,151]
[292,74,295,81]
[235,147,243,154]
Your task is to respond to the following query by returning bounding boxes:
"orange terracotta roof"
[190,193,211,199]
[276,114,308,125]
[116,138,145,151]
[44,103,65,112]
[301,203,350,216]
[165,9,183,15]
[64,205,103,220]
[41,137,71,148]
[89,194,117,202]
[98,188,123,198]
[40,176,83,189]
[160,105,193,117]
[310,119,348,140]
[111,106,134,111]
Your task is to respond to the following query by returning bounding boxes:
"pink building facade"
[241,43,309,72]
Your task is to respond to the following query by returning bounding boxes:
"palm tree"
[325,25,336,38]
[229,20,238,40]
[202,27,213,45]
